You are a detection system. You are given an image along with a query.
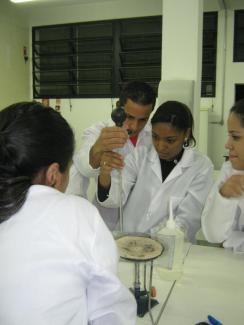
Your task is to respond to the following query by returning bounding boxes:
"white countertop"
[119,244,244,325]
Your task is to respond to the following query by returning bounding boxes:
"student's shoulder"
[61,192,98,215]
[46,189,99,224]
[190,148,213,167]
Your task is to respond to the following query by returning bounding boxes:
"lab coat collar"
[135,122,152,142]
[148,147,195,182]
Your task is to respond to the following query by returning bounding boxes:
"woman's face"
[152,122,189,161]
[225,112,244,170]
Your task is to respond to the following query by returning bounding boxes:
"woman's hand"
[99,152,124,189]
[219,175,244,198]
[100,152,124,173]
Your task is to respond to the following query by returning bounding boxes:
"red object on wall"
[23,46,28,63]
[42,99,50,107]
[55,99,61,112]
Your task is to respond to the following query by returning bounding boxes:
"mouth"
[158,153,170,159]
[229,154,238,160]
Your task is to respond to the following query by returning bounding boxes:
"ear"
[45,162,61,188]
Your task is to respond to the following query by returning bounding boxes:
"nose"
[127,119,139,132]
[157,140,167,152]
[225,136,232,150]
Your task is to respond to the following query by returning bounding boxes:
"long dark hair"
[0,101,74,223]
[151,101,196,147]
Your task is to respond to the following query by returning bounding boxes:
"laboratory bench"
[118,244,244,325]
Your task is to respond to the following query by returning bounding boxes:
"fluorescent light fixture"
[10,0,36,3]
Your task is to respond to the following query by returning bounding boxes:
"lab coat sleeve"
[200,167,244,252]
[73,121,109,178]
[175,158,214,243]
[96,150,139,208]
[201,188,238,243]
[65,164,90,198]
[87,212,137,325]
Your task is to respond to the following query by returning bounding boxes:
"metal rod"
[154,280,177,325]
[143,262,147,291]
[134,262,140,301]
[119,169,123,232]
[148,260,156,325]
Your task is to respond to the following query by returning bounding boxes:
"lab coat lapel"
[148,147,163,181]
[163,149,194,183]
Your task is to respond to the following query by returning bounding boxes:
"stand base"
[130,288,159,317]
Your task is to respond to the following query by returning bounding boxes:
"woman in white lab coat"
[0,102,136,325]
[202,98,244,252]
[97,101,213,242]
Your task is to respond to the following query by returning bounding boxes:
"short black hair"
[119,81,156,110]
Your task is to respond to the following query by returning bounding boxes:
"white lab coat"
[201,161,244,252]
[98,146,214,242]
[0,185,136,325]
[68,119,152,230]
[65,163,90,198]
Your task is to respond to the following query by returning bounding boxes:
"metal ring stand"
[116,234,164,324]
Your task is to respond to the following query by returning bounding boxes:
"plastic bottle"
[154,198,185,280]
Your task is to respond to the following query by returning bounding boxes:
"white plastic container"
[153,198,185,280]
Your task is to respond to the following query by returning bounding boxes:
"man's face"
[123,99,153,137]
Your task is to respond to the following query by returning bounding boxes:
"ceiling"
[11,0,117,7]
[9,0,244,10]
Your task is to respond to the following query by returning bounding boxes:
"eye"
[166,138,176,144]
[232,135,241,141]
[126,114,134,120]
[152,134,159,140]
[228,133,241,141]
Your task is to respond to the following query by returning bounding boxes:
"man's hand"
[219,175,244,198]
[90,126,128,168]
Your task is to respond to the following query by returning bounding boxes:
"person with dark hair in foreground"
[0,102,136,325]
[98,101,214,243]
[202,98,244,252]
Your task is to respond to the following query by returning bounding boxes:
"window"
[234,10,244,62]
[32,13,217,99]
[32,17,162,98]
[201,12,218,97]
[235,84,244,101]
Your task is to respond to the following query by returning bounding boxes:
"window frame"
[32,13,218,99]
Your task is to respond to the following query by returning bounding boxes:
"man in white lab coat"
[67,81,156,230]
[97,101,214,242]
